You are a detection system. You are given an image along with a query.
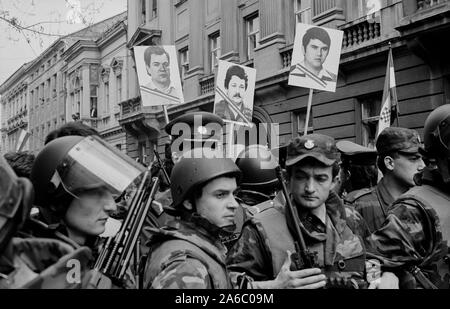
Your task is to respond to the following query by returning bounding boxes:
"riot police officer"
[0,155,92,289]
[30,135,146,249]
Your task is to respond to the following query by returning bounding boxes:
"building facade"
[123,0,450,163]
[0,12,128,155]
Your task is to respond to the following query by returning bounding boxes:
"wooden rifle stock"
[275,166,317,270]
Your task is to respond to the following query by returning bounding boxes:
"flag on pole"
[15,128,31,152]
[377,47,399,137]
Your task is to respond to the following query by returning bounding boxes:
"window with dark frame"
[246,14,260,60]
[179,48,189,79]
[360,95,382,149]
[294,0,312,24]
[209,32,221,73]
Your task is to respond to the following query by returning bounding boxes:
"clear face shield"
[0,157,21,225]
[54,136,147,201]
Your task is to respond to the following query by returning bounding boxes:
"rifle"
[90,168,162,288]
[275,166,317,270]
[153,149,171,186]
[276,166,368,289]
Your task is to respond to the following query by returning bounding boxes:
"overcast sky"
[0,0,127,85]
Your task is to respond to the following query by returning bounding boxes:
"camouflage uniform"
[227,191,372,288]
[368,168,450,289]
[346,127,423,234]
[143,216,232,289]
[345,177,395,233]
[0,237,92,289]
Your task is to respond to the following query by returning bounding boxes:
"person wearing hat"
[346,127,425,233]
[220,145,282,250]
[139,112,226,252]
[227,134,398,289]
[368,106,450,289]
[143,154,241,289]
[165,111,225,163]
[336,141,378,199]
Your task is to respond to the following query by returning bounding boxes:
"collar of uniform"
[158,217,228,260]
[146,79,176,95]
[300,60,333,80]
[376,177,396,208]
[288,190,347,243]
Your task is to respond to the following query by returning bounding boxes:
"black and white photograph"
[213,60,256,127]
[134,45,185,107]
[288,23,343,92]
[0,0,449,296]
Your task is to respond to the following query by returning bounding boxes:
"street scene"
[0,0,449,291]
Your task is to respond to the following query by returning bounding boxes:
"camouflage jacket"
[368,168,450,289]
[0,237,92,289]
[221,202,261,251]
[143,216,232,289]
[345,177,395,233]
[226,191,373,288]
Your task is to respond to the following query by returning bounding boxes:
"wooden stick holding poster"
[304,89,314,136]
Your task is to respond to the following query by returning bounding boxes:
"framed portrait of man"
[134,45,185,107]
[288,24,343,93]
[213,60,256,127]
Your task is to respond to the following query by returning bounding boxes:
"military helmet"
[423,104,450,183]
[235,145,280,193]
[0,156,34,253]
[170,153,241,208]
[31,135,146,209]
[423,105,450,154]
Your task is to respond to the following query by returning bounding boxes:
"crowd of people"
[1,105,449,289]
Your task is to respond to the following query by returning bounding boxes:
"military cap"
[376,127,421,155]
[286,134,340,167]
[336,140,377,165]
[165,112,224,142]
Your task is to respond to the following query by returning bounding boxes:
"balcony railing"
[199,75,215,95]
[417,0,449,11]
[280,46,293,69]
[341,18,381,50]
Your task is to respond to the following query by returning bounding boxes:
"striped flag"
[15,128,31,152]
[377,47,399,137]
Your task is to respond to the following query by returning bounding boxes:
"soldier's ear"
[384,156,395,171]
[182,200,194,211]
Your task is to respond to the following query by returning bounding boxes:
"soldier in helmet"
[368,105,450,289]
[346,128,425,233]
[139,112,225,251]
[143,154,241,289]
[220,145,281,249]
[0,155,93,289]
[227,134,398,289]
[29,135,146,250]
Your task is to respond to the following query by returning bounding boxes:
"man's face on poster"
[304,39,330,72]
[147,53,171,87]
[227,75,246,106]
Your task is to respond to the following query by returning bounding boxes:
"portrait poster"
[134,45,185,107]
[288,24,343,93]
[213,60,256,127]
